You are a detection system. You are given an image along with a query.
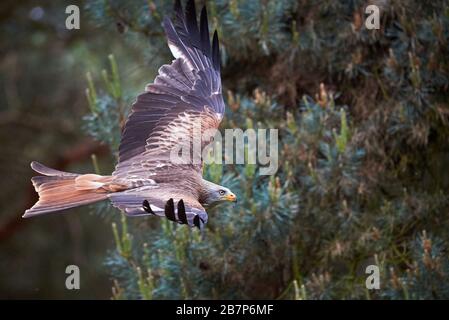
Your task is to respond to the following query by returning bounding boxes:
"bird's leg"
[142,200,155,214]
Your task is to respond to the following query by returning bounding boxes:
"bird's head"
[201,180,237,207]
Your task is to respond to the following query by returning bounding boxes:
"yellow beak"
[225,193,237,202]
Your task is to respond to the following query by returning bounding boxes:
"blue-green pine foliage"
[84,0,449,299]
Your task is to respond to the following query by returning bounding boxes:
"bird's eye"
[219,190,226,195]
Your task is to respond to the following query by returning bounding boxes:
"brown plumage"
[23,0,237,229]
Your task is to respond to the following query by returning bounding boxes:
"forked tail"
[23,161,116,218]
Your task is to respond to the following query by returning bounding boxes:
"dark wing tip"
[212,30,220,71]
[200,6,211,58]
[173,0,184,25]
[174,0,182,12]
[167,1,220,71]
[185,0,200,47]
[142,200,155,214]
[193,214,201,228]
[193,214,205,230]
[177,199,188,224]
[165,198,176,221]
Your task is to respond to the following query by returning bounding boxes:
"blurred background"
[0,0,152,298]
[1,0,449,299]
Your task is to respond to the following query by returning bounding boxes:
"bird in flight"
[23,0,237,230]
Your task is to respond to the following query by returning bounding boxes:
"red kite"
[24,0,236,230]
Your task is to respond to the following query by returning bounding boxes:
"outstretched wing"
[108,185,208,229]
[114,0,224,181]
[109,1,225,228]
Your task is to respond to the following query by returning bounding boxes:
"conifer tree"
[84,0,449,299]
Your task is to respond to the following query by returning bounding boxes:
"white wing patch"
[168,43,194,70]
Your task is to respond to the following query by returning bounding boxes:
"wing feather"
[111,1,223,231]
[116,0,224,166]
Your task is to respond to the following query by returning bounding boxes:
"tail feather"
[75,174,108,190]
[31,161,77,177]
[23,162,110,218]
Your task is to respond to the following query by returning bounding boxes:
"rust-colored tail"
[23,162,114,218]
